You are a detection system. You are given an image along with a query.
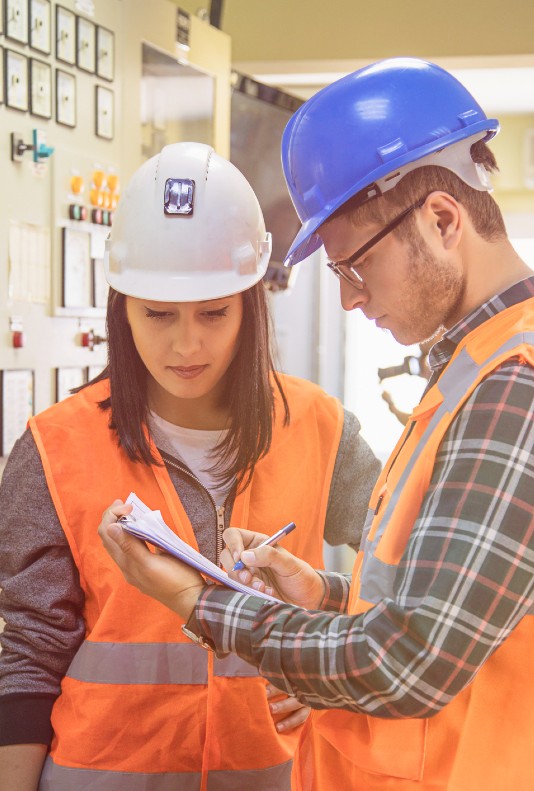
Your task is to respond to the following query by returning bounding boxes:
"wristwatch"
[181,620,215,652]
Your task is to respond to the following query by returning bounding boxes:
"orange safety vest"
[294,298,534,791]
[29,374,344,791]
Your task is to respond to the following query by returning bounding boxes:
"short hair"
[87,283,289,493]
[329,140,506,243]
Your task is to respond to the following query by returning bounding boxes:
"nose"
[171,318,202,358]
[339,278,368,312]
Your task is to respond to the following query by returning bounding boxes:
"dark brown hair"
[90,283,289,493]
[329,140,506,243]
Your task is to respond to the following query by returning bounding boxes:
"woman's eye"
[145,309,172,320]
[203,308,228,321]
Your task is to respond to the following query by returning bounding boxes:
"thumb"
[100,522,149,565]
[241,545,297,575]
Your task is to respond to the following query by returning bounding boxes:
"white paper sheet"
[119,492,279,602]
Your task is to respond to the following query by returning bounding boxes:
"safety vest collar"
[356,304,534,609]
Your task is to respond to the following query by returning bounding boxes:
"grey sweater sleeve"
[0,429,86,745]
[324,409,381,550]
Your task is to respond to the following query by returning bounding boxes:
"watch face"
[29,0,51,54]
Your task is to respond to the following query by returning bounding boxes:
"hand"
[98,500,206,621]
[220,527,325,609]
[266,684,311,733]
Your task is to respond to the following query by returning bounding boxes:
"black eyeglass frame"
[326,196,427,290]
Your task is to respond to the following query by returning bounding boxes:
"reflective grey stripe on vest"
[66,641,259,684]
[39,755,292,791]
[360,332,534,603]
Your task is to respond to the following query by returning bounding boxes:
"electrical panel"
[0,0,231,461]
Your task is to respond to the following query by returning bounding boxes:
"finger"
[269,695,305,715]
[275,705,311,733]
[265,683,285,699]
[239,544,299,576]
[219,546,234,572]
[100,501,132,530]
[233,569,270,592]
[99,522,150,572]
[222,527,269,565]
[232,567,268,591]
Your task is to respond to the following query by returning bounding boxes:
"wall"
[174,0,534,63]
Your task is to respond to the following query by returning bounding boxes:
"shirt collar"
[428,275,534,375]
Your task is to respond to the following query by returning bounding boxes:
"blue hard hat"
[282,57,499,266]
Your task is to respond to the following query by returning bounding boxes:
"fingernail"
[276,723,285,732]
[265,587,274,596]
[270,703,278,713]
[241,550,255,564]
[252,581,263,591]
[239,571,249,583]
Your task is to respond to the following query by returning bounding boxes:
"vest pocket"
[314,710,427,780]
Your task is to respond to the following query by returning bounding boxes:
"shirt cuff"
[0,694,56,745]
[317,571,351,612]
[192,586,275,662]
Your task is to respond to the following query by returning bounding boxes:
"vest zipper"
[161,454,232,567]
[216,505,225,565]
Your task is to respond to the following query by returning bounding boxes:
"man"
[100,58,534,790]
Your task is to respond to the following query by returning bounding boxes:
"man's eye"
[348,258,368,273]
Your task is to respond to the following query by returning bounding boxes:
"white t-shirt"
[148,411,234,506]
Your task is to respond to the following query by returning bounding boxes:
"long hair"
[91,284,289,493]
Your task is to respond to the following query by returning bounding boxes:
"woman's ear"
[422,192,462,252]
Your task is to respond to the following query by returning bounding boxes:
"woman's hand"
[220,527,325,609]
[98,500,206,621]
[266,684,311,733]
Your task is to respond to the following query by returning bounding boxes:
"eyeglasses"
[326,196,427,290]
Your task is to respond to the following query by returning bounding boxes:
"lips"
[168,365,208,380]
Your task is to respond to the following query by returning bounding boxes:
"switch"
[81,329,107,351]
[12,330,24,348]
[69,204,87,221]
[70,174,84,195]
[32,129,54,163]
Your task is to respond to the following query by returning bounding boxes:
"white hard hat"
[104,142,272,301]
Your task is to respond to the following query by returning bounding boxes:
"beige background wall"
[175,0,534,61]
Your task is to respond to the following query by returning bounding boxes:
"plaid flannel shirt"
[192,276,534,718]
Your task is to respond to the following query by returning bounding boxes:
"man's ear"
[422,191,462,251]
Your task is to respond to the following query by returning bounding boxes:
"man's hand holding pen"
[221,527,326,610]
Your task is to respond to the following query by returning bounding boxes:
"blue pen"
[232,522,296,571]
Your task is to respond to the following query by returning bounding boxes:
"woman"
[0,143,380,790]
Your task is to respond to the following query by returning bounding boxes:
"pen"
[232,522,296,571]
